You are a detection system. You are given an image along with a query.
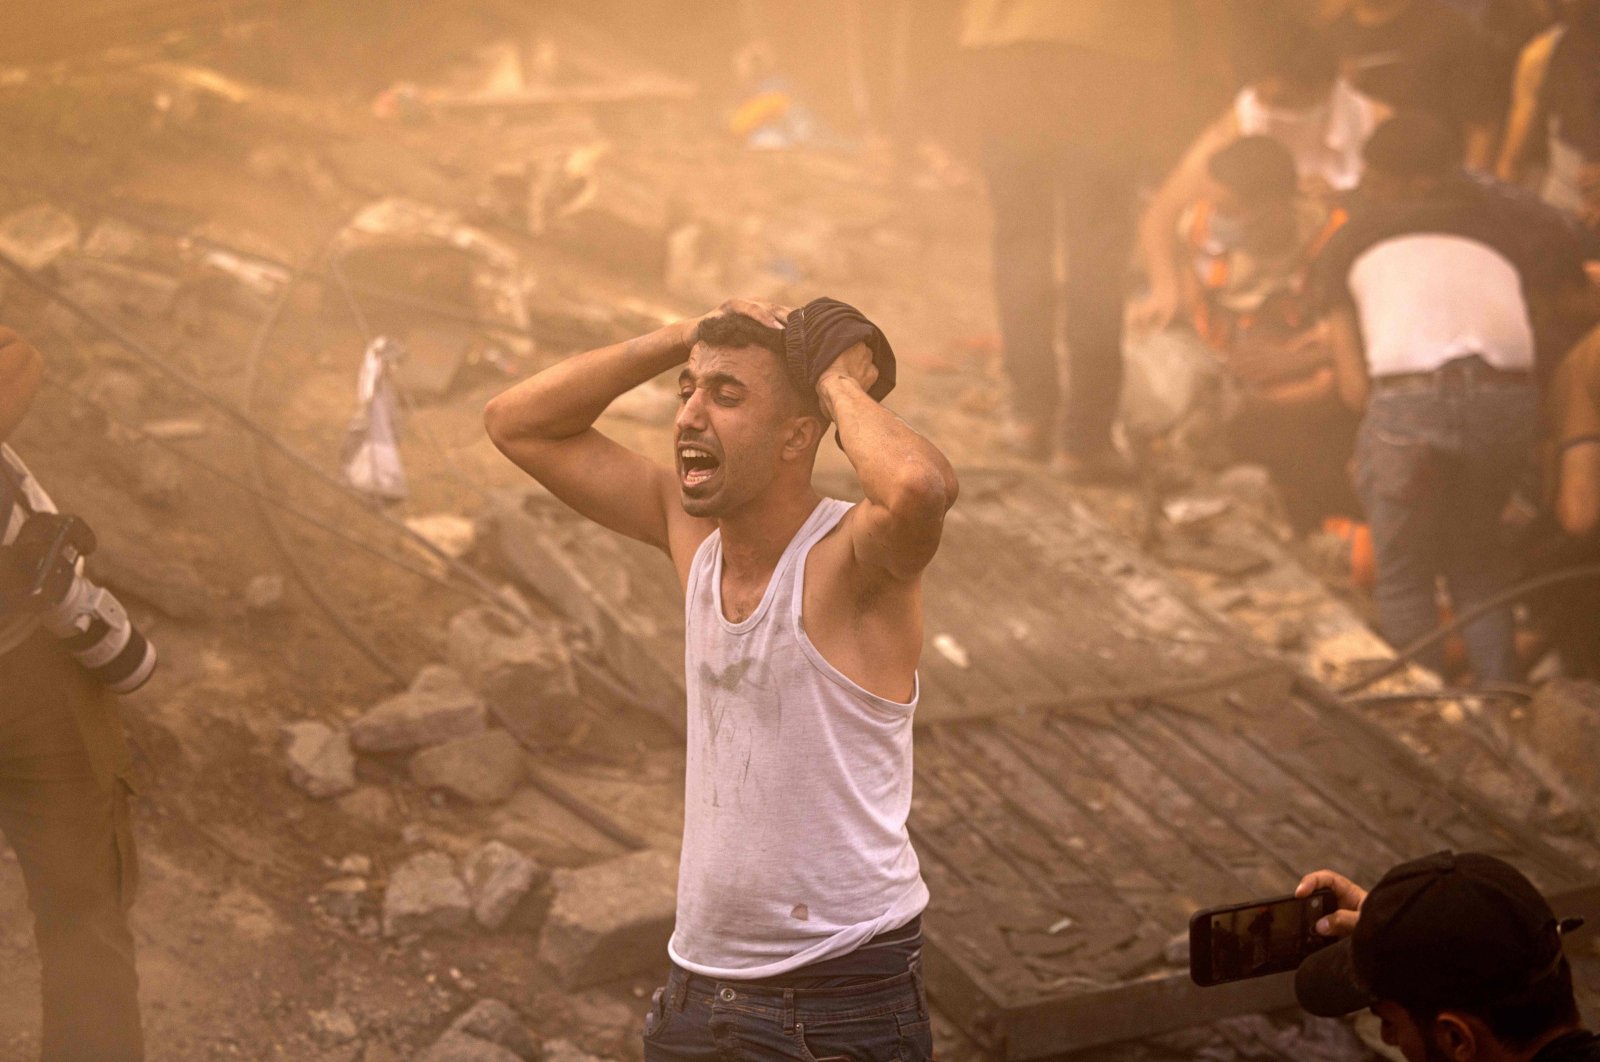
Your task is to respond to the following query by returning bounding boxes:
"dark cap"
[1296,851,1577,1017]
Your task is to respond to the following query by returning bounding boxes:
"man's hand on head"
[816,342,879,420]
[1297,869,1367,938]
[0,327,44,443]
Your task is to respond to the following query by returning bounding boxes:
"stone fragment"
[283,722,356,799]
[446,999,540,1060]
[537,848,678,988]
[541,1039,610,1062]
[351,665,486,753]
[409,730,524,805]
[447,608,581,741]
[337,785,397,830]
[134,446,183,507]
[382,851,471,937]
[310,1006,359,1044]
[245,574,287,614]
[418,1033,524,1062]
[405,513,477,559]
[463,841,544,930]
[92,530,211,620]
[0,202,80,270]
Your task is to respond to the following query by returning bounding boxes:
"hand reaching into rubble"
[0,327,44,443]
[1297,868,1368,938]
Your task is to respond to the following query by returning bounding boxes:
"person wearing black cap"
[485,296,955,1060]
[1294,852,1597,1061]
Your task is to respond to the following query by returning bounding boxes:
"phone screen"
[1191,890,1336,985]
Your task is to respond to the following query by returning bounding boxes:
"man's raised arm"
[818,344,958,581]
[0,327,43,443]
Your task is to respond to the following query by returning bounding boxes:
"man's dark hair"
[1403,959,1581,1050]
[697,312,784,358]
[695,312,822,418]
[1209,136,1298,203]
[1363,112,1464,180]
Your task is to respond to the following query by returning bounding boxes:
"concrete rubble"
[463,840,544,930]
[382,851,472,938]
[445,999,541,1060]
[409,730,525,805]
[283,721,357,799]
[537,848,678,989]
[352,665,488,753]
[447,607,582,741]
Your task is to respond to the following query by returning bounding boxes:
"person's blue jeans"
[1354,363,1537,683]
[641,956,933,1062]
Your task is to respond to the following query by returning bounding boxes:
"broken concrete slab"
[446,999,540,1060]
[463,841,544,931]
[537,848,677,988]
[382,851,471,937]
[409,730,524,805]
[417,1032,524,1062]
[282,721,356,799]
[351,665,486,753]
[447,607,581,742]
[0,201,79,271]
[337,785,398,831]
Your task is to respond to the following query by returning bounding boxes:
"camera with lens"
[1,450,157,694]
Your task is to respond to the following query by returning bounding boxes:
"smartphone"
[1189,889,1337,986]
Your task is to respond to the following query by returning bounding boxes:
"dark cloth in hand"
[782,297,896,403]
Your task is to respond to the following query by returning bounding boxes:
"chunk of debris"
[139,418,208,441]
[283,722,357,799]
[337,785,398,830]
[446,999,540,1060]
[382,851,471,937]
[134,447,183,507]
[0,202,80,271]
[537,848,678,988]
[418,1032,525,1062]
[245,573,287,614]
[406,514,477,560]
[351,665,486,753]
[91,535,212,621]
[448,607,581,740]
[541,1039,612,1062]
[309,1006,359,1045]
[463,841,544,931]
[409,730,525,805]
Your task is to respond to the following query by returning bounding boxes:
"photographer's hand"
[1297,869,1367,938]
[0,327,43,443]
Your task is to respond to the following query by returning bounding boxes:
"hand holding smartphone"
[1189,889,1338,986]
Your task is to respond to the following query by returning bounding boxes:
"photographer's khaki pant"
[0,630,141,1062]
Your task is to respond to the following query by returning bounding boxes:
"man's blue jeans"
[641,957,933,1062]
[1354,363,1536,683]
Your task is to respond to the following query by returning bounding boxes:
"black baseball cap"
[1295,851,1582,1017]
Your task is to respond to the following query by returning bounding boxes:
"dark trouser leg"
[1228,394,1362,534]
[0,635,142,1062]
[1058,154,1138,457]
[980,134,1061,432]
[1356,392,1450,672]
[1440,382,1537,683]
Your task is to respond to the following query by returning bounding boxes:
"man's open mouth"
[678,444,722,489]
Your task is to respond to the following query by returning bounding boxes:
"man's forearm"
[822,377,957,513]
[485,319,693,444]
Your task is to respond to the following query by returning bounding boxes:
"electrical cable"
[1334,563,1600,696]
[0,247,534,625]
[41,374,463,592]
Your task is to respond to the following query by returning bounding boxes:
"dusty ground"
[0,7,1595,1062]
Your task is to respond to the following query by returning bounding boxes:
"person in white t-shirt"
[1315,113,1591,681]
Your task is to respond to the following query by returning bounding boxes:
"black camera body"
[1,449,157,693]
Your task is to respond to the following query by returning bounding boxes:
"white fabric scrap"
[341,336,408,502]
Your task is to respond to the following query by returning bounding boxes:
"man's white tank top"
[667,497,928,980]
